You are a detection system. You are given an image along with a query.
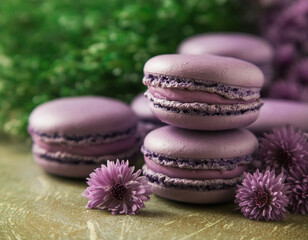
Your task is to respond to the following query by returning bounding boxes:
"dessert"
[131,93,164,138]
[143,54,264,130]
[142,126,259,203]
[28,96,139,178]
[178,33,274,82]
[247,99,308,135]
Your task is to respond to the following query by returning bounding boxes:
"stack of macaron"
[28,96,140,178]
[141,54,264,203]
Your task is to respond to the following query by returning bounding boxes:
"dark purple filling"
[142,167,242,191]
[36,150,139,165]
[36,154,101,165]
[28,125,137,144]
[142,147,252,170]
[150,98,262,116]
[144,74,260,99]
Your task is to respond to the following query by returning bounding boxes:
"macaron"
[143,54,264,130]
[247,99,308,136]
[28,96,139,178]
[178,33,274,82]
[131,93,164,138]
[142,126,259,203]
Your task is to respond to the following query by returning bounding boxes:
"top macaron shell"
[143,126,259,159]
[178,33,274,64]
[29,96,138,139]
[144,54,264,88]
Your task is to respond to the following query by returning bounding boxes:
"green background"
[0,0,254,137]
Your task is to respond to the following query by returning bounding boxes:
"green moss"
[0,0,253,136]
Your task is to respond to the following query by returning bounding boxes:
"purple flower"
[269,81,302,101]
[82,160,152,215]
[235,169,289,221]
[260,125,308,174]
[287,166,308,214]
[267,0,308,47]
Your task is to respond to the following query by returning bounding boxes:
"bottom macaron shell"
[150,183,236,204]
[34,153,139,178]
[151,106,260,130]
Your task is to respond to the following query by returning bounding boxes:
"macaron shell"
[178,33,274,64]
[131,93,159,121]
[29,96,138,136]
[247,99,308,135]
[143,54,264,88]
[149,104,260,131]
[150,183,236,204]
[34,151,139,178]
[144,126,258,159]
[34,155,102,178]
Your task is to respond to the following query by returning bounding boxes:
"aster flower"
[267,0,308,48]
[287,166,308,214]
[260,125,308,174]
[82,160,152,215]
[235,169,289,221]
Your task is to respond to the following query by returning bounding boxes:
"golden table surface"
[1,139,307,240]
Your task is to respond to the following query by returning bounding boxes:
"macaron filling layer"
[146,92,263,117]
[147,87,256,104]
[32,144,139,165]
[144,156,248,180]
[33,135,138,156]
[142,165,243,191]
[28,125,137,145]
[143,74,261,101]
[141,146,252,170]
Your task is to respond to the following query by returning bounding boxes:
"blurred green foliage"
[0,0,251,137]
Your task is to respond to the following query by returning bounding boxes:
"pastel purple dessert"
[178,33,274,82]
[28,96,139,178]
[247,99,308,136]
[143,54,264,130]
[142,126,259,203]
[131,93,164,139]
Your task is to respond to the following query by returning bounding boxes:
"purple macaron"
[142,126,259,203]
[247,99,308,136]
[178,33,274,82]
[28,96,139,178]
[143,54,264,130]
[131,93,164,139]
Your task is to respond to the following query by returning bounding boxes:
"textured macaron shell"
[29,96,138,138]
[34,155,102,178]
[178,33,274,64]
[143,54,264,88]
[32,141,140,178]
[247,99,308,134]
[148,104,260,131]
[34,152,138,178]
[144,126,258,159]
[150,183,236,204]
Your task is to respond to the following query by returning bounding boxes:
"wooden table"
[1,139,307,240]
